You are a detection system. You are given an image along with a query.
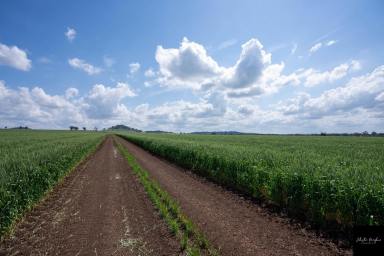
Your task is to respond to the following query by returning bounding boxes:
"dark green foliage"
[0,130,104,237]
[118,133,384,230]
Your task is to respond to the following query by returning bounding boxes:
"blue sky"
[0,0,383,132]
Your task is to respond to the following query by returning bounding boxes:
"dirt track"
[0,135,352,256]
[116,136,352,256]
[0,137,179,256]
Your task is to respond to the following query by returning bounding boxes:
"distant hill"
[108,125,142,132]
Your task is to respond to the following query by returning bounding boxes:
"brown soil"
[0,136,180,256]
[115,136,352,256]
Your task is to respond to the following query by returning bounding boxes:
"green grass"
[117,133,384,232]
[115,139,217,256]
[0,130,105,238]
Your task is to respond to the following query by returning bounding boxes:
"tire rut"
[0,136,180,256]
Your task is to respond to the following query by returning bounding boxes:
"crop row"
[118,133,384,232]
[0,130,105,237]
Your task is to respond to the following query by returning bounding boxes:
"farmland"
[118,133,384,230]
[0,130,104,236]
[1,130,381,255]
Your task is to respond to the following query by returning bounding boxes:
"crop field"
[118,133,384,230]
[0,130,104,236]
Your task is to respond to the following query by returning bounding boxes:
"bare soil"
[115,136,352,256]
[0,136,180,256]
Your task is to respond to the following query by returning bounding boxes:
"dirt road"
[1,135,352,256]
[0,137,179,256]
[116,136,351,256]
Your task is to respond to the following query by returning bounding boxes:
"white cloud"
[326,40,337,46]
[0,81,138,129]
[65,87,79,99]
[302,60,361,87]
[68,58,102,75]
[144,68,156,78]
[0,42,31,71]
[222,39,271,89]
[375,91,384,102]
[1,34,382,133]
[85,82,136,119]
[351,60,361,71]
[129,62,140,74]
[291,43,298,55]
[152,37,272,93]
[309,39,337,54]
[150,37,361,100]
[0,81,83,128]
[155,37,222,88]
[65,27,76,42]
[279,65,384,117]
[309,42,322,53]
[1,63,383,133]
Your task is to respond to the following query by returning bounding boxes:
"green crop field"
[0,130,105,236]
[118,133,384,230]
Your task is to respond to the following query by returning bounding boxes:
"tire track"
[0,136,180,256]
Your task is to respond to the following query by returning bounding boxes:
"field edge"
[0,134,106,241]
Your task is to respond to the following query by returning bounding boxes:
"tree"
[83,127,86,131]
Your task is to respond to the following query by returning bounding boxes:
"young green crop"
[115,139,217,256]
[117,133,384,232]
[0,130,105,238]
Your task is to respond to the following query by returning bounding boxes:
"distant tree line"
[2,126,30,130]
[69,126,98,131]
[319,131,384,137]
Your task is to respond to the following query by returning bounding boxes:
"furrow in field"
[0,136,179,256]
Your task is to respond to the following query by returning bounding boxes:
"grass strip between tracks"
[115,139,218,256]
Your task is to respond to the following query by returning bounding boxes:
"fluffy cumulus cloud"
[0,42,31,71]
[152,37,274,96]
[65,87,79,99]
[144,68,156,78]
[85,82,136,119]
[65,27,76,42]
[155,37,222,88]
[1,36,383,133]
[221,39,271,89]
[0,81,137,129]
[278,65,384,118]
[68,58,102,75]
[0,81,83,128]
[291,60,361,87]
